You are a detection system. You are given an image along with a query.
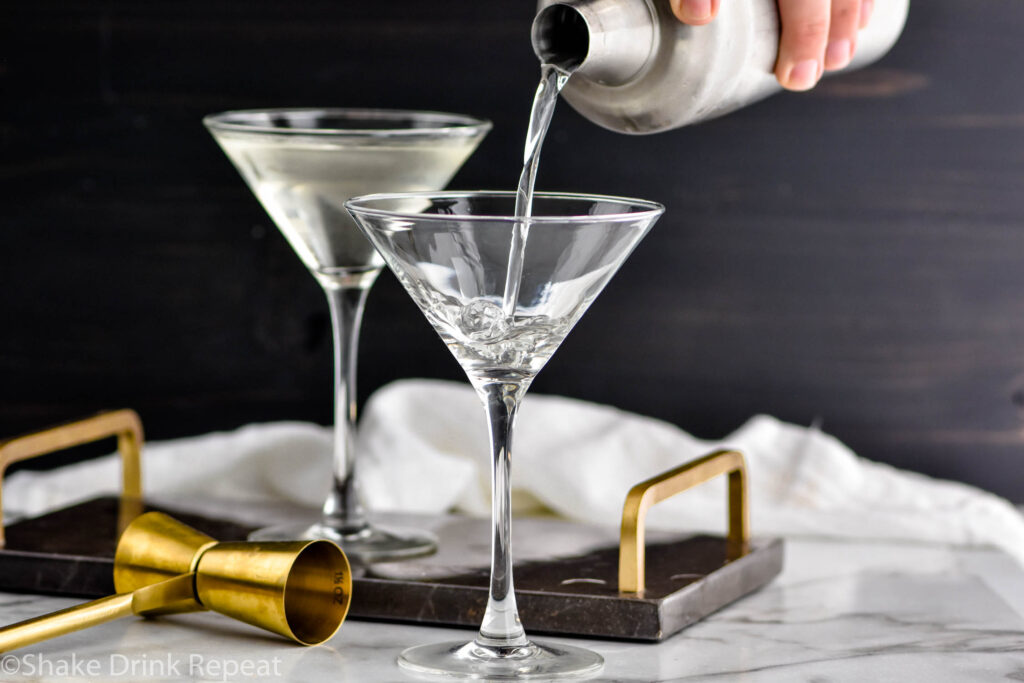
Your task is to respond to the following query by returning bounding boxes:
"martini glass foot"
[248,522,437,563]
[399,639,603,680]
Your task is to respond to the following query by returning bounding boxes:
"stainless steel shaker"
[532,0,910,134]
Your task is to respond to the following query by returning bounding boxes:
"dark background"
[3,1,1024,500]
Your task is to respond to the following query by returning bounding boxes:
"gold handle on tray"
[0,409,144,547]
[619,449,749,594]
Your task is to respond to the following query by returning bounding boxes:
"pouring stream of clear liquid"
[502,63,574,316]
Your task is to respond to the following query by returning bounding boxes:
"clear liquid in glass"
[215,136,480,286]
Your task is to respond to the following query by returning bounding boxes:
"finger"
[775,0,831,91]
[824,0,861,70]
[859,0,874,29]
[670,0,721,26]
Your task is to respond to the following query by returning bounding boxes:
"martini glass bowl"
[204,109,490,562]
[346,191,664,679]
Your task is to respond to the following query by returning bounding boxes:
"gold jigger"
[0,512,352,652]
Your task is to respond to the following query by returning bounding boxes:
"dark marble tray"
[0,497,783,641]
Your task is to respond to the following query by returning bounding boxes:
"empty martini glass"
[204,109,490,561]
[347,191,664,679]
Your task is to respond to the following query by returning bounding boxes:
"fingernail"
[785,59,820,91]
[825,39,852,70]
[681,0,712,22]
[859,0,874,28]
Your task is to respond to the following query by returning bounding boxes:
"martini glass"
[347,191,664,679]
[204,109,490,561]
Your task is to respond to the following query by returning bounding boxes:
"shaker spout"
[532,0,657,86]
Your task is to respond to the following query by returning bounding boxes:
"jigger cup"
[113,511,219,613]
[0,512,352,652]
[195,541,349,646]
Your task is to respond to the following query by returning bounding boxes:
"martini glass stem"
[475,381,529,647]
[321,282,372,534]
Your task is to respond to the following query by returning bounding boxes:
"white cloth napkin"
[6,379,1024,566]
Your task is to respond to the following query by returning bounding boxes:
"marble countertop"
[2,501,1023,682]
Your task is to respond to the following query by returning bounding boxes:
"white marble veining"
[2,504,1024,681]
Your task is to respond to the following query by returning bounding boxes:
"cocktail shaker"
[532,0,910,134]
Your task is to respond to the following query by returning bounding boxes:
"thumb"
[670,0,722,26]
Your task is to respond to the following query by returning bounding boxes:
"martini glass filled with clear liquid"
[204,109,490,561]
[347,190,663,679]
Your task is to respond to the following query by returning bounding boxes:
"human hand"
[669,0,874,91]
